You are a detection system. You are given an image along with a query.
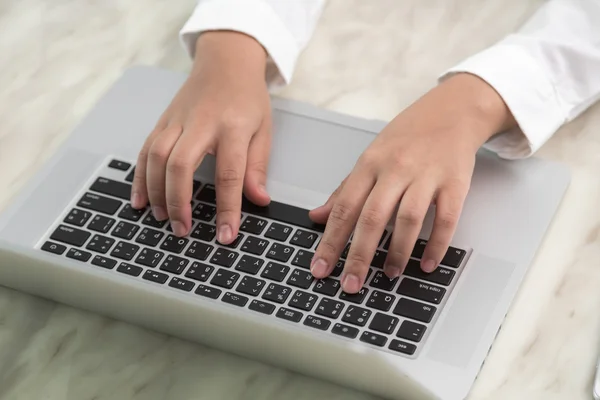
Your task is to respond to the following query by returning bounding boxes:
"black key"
[41,241,67,255]
[192,203,216,222]
[241,236,269,256]
[195,284,222,299]
[304,315,331,331]
[185,241,214,261]
[276,307,303,323]
[262,283,292,304]
[341,243,351,259]
[169,277,195,292]
[369,271,398,291]
[235,255,264,275]
[368,312,399,335]
[383,235,391,251]
[116,262,143,277]
[397,320,427,342]
[141,213,166,228]
[265,242,294,262]
[332,323,359,339]
[190,223,216,242]
[135,228,164,247]
[63,208,92,227]
[91,255,117,269]
[366,290,396,311]
[342,306,371,327]
[389,340,417,355]
[110,241,140,261]
[291,249,313,269]
[135,248,164,268]
[66,248,92,262]
[111,221,139,240]
[217,233,244,249]
[108,159,131,171]
[331,260,344,277]
[185,262,214,282]
[192,179,202,194]
[236,276,266,297]
[196,185,216,204]
[77,193,122,215]
[360,331,387,347]
[159,255,189,275]
[397,278,445,304]
[88,215,116,233]
[378,230,388,247]
[50,225,91,247]
[339,287,369,304]
[222,292,249,307]
[249,300,276,315]
[261,262,290,282]
[289,290,318,311]
[86,234,116,254]
[90,177,132,201]
[264,222,293,241]
[160,235,189,254]
[241,197,325,232]
[403,259,455,286]
[143,269,169,284]
[211,268,240,289]
[393,298,437,323]
[315,298,345,319]
[313,278,341,297]
[118,204,146,222]
[210,248,239,268]
[125,167,135,182]
[371,250,387,269]
[290,229,318,249]
[287,268,314,289]
[240,216,268,235]
[411,239,466,268]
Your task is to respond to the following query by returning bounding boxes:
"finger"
[342,178,403,289]
[214,132,251,245]
[131,124,165,209]
[387,181,435,277]
[310,172,375,293]
[243,123,271,206]
[146,125,184,220]
[421,184,466,272]
[165,128,212,237]
[308,176,348,224]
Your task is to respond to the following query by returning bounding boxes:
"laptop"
[0,66,570,400]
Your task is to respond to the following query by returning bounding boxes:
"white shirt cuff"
[439,36,566,159]
[179,0,300,88]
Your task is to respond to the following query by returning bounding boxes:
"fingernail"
[218,224,233,244]
[171,221,187,237]
[131,193,141,208]
[342,273,361,293]
[423,259,437,273]
[310,258,329,277]
[384,266,401,279]
[153,206,167,221]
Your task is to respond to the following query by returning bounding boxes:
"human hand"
[130,31,272,243]
[309,73,516,293]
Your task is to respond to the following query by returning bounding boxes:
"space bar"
[241,197,325,232]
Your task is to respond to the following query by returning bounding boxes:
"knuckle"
[329,202,354,224]
[247,160,268,176]
[216,167,242,187]
[436,210,459,229]
[396,207,422,226]
[148,143,171,164]
[316,238,338,258]
[221,110,256,133]
[357,208,384,230]
[166,155,192,175]
[345,251,370,268]
[357,150,378,171]
[390,153,412,171]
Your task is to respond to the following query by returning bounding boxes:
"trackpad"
[425,254,515,368]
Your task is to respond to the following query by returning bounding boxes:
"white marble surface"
[1,1,599,399]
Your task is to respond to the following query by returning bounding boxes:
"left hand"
[308,73,516,293]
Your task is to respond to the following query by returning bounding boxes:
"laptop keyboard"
[38,158,469,358]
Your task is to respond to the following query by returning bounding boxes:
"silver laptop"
[0,66,570,400]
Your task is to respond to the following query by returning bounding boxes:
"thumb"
[243,124,271,206]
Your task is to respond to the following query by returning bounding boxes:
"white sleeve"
[179,0,325,88]
[440,0,600,159]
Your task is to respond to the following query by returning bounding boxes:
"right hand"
[130,32,272,244]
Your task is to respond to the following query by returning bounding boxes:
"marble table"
[1,0,599,399]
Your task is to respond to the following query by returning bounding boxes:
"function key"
[303,315,331,331]
[403,259,455,286]
[236,276,266,297]
[240,216,268,235]
[313,278,341,297]
[89,177,132,201]
[141,213,166,228]
[192,203,216,222]
[185,262,214,282]
[210,248,239,268]
[185,241,213,261]
[241,236,269,256]
[66,248,92,262]
[288,290,318,311]
[86,234,115,254]
[64,208,92,227]
[135,228,164,247]
[210,268,240,289]
[339,287,369,304]
[368,312,399,335]
[222,292,249,307]
[291,249,313,269]
[287,268,314,289]
[392,298,436,323]
[389,339,417,355]
[369,271,398,291]
[366,290,396,312]
[143,269,169,284]
[262,283,292,304]
[135,248,164,268]
[111,221,140,240]
[118,204,146,222]
[342,306,371,327]
[265,243,294,263]
[88,215,116,233]
[260,262,290,282]
[160,255,189,275]
[41,241,67,255]
[264,222,293,242]
[91,255,117,269]
[190,223,216,242]
[276,307,303,323]
[110,241,140,261]
[160,235,189,254]
[396,320,426,343]
[332,323,359,339]
[116,262,143,277]
[169,277,195,292]
[108,159,131,171]
[396,278,445,304]
[50,225,91,247]
[249,300,276,315]
[196,185,216,204]
[315,298,345,319]
[360,331,387,347]
[195,284,222,299]
[77,193,122,215]
[290,229,318,249]
[235,255,264,275]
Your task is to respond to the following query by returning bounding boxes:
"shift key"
[396,278,445,304]
[77,192,122,215]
